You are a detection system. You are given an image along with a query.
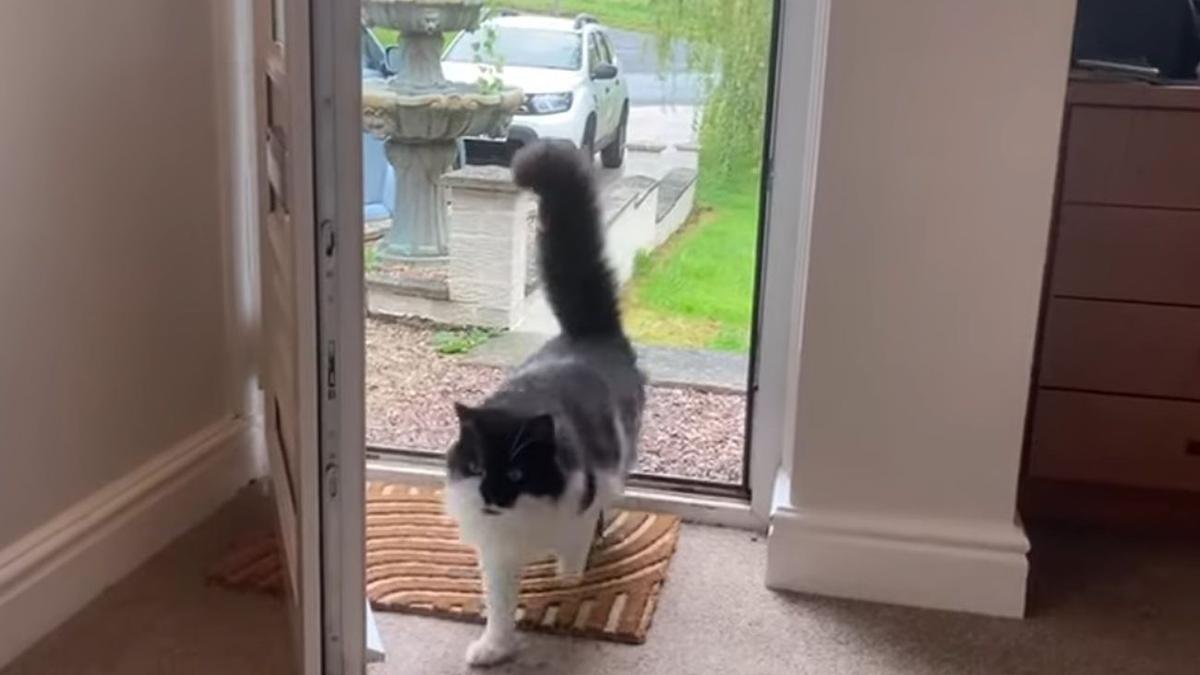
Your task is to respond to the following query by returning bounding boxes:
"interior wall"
[789,0,1076,524]
[0,0,232,548]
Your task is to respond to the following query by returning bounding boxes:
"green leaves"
[651,0,773,181]
[472,3,506,94]
[431,328,500,355]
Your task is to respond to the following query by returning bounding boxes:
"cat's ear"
[453,402,476,422]
[454,404,485,436]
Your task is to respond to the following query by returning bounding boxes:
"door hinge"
[325,340,337,400]
[324,462,339,499]
[323,220,336,257]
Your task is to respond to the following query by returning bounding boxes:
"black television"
[1073,0,1200,80]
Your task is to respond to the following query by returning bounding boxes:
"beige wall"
[0,1,231,548]
[791,0,1075,523]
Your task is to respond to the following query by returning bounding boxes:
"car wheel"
[601,105,628,169]
[581,115,596,164]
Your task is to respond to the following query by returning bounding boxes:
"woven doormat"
[366,482,681,644]
[208,482,682,645]
[207,533,286,597]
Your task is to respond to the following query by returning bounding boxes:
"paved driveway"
[607,28,705,107]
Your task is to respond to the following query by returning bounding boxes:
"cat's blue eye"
[506,468,523,482]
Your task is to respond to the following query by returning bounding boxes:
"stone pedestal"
[444,166,532,327]
[377,140,458,260]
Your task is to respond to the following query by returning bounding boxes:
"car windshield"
[444,26,582,70]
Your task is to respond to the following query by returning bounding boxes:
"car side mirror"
[384,45,403,75]
[591,63,618,80]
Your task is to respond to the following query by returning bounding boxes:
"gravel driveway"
[366,319,745,484]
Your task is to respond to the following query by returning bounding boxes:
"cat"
[444,140,645,667]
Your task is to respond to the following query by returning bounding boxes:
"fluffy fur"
[444,141,644,667]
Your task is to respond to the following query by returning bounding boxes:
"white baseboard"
[0,416,259,667]
[766,501,1029,618]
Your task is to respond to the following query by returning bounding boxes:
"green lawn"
[371,27,401,46]
[621,175,761,353]
[499,0,655,32]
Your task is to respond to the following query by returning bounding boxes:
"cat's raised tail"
[512,141,622,340]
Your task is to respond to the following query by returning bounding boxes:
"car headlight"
[520,92,573,115]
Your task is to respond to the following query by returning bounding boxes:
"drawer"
[1051,205,1200,307]
[1039,298,1200,400]
[1061,106,1200,210]
[1029,389,1200,492]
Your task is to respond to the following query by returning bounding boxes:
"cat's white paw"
[465,634,518,668]
[555,548,589,582]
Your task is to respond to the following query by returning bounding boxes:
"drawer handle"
[1187,440,1200,457]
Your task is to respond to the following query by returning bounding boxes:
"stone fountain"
[362,0,521,261]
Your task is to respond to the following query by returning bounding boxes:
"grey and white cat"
[444,141,645,667]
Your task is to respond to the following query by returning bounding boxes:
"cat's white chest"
[444,472,617,563]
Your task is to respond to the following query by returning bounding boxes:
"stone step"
[464,331,748,394]
[656,167,698,223]
[601,175,658,230]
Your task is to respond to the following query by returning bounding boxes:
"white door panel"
[254,0,322,671]
[257,0,370,670]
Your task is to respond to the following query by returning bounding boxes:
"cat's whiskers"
[508,420,532,460]
[509,440,536,461]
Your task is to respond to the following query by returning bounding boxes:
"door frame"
[217,0,826,664]
[745,0,830,524]
[358,0,827,533]
[309,0,367,671]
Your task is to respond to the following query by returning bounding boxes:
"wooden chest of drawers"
[1021,80,1200,530]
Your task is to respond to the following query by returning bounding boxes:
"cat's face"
[447,404,565,513]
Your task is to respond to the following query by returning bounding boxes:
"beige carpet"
[1,488,293,675]
[9,489,1200,675]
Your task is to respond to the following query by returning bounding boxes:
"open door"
[255,0,366,671]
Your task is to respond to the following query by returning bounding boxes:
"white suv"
[442,14,631,167]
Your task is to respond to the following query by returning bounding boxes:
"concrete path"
[627,105,701,153]
[466,331,748,394]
